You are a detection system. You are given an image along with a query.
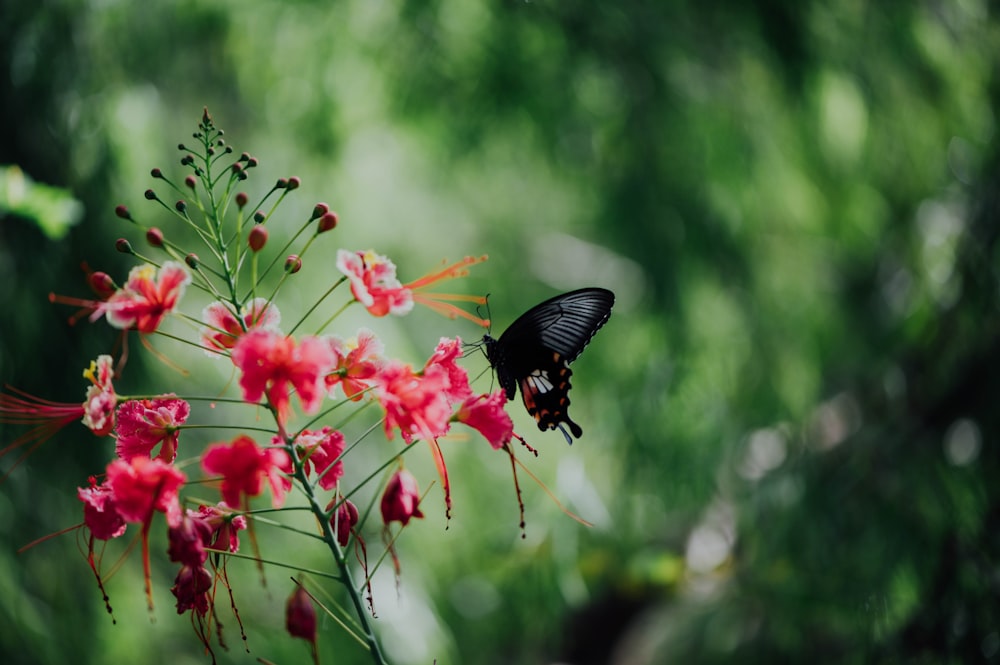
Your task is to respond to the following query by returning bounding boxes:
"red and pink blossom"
[284,427,345,491]
[114,396,190,462]
[325,329,384,401]
[336,250,490,325]
[336,249,413,317]
[231,330,335,425]
[103,261,191,333]
[425,337,473,403]
[200,298,280,354]
[202,434,292,509]
[455,391,514,449]
[105,456,187,529]
[375,361,452,443]
[77,477,127,540]
[81,354,117,435]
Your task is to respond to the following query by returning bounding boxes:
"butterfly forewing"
[496,288,615,362]
[484,287,614,441]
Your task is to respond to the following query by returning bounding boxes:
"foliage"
[2,1,999,664]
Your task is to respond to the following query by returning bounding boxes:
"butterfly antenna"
[478,294,493,335]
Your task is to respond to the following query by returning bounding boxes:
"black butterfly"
[483,287,615,443]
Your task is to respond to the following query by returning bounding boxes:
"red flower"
[455,391,514,449]
[104,456,187,611]
[171,564,213,616]
[380,469,424,526]
[284,427,345,491]
[200,298,280,354]
[201,434,292,509]
[285,585,318,652]
[104,261,191,333]
[325,329,384,401]
[114,396,190,462]
[231,330,335,425]
[167,509,214,568]
[328,495,359,547]
[337,249,489,325]
[424,337,473,403]
[192,503,247,553]
[77,477,127,540]
[375,361,452,443]
[106,456,187,528]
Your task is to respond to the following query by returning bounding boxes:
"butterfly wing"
[484,288,614,440]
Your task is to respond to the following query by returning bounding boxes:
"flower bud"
[317,211,338,234]
[275,178,288,189]
[89,272,116,298]
[184,175,197,189]
[246,156,258,168]
[248,225,268,252]
[287,176,301,190]
[311,202,330,221]
[253,211,266,224]
[231,162,244,176]
[329,497,359,547]
[181,155,194,166]
[185,253,200,269]
[146,227,164,247]
[235,192,248,209]
[284,255,302,274]
[175,200,187,213]
[151,168,164,179]
[144,189,157,200]
[115,205,132,220]
[115,238,133,254]
[381,469,424,526]
[285,585,316,643]
[240,152,251,163]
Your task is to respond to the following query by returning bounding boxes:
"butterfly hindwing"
[483,287,614,441]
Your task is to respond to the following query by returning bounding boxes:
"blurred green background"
[3,1,1000,664]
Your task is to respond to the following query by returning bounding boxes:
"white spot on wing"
[526,370,553,393]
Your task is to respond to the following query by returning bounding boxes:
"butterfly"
[483,287,615,443]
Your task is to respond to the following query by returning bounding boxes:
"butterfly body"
[483,288,614,442]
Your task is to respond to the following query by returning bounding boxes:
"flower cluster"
[0,110,516,665]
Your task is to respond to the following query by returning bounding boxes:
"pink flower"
[114,396,190,462]
[105,456,187,529]
[200,298,280,354]
[77,478,127,540]
[424,337,473,403]
[456,391,514,449]
[325,329,384,401]
[375,361,452,443]
[81,355,117,435]
[1,356,118,478]
[201,434,292,509]
[336,250,490,325]
[104,261,191,333]
[231,330,335,425]
[336,249,413,317]
[283,427,345,491]
[380,469,424,526]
